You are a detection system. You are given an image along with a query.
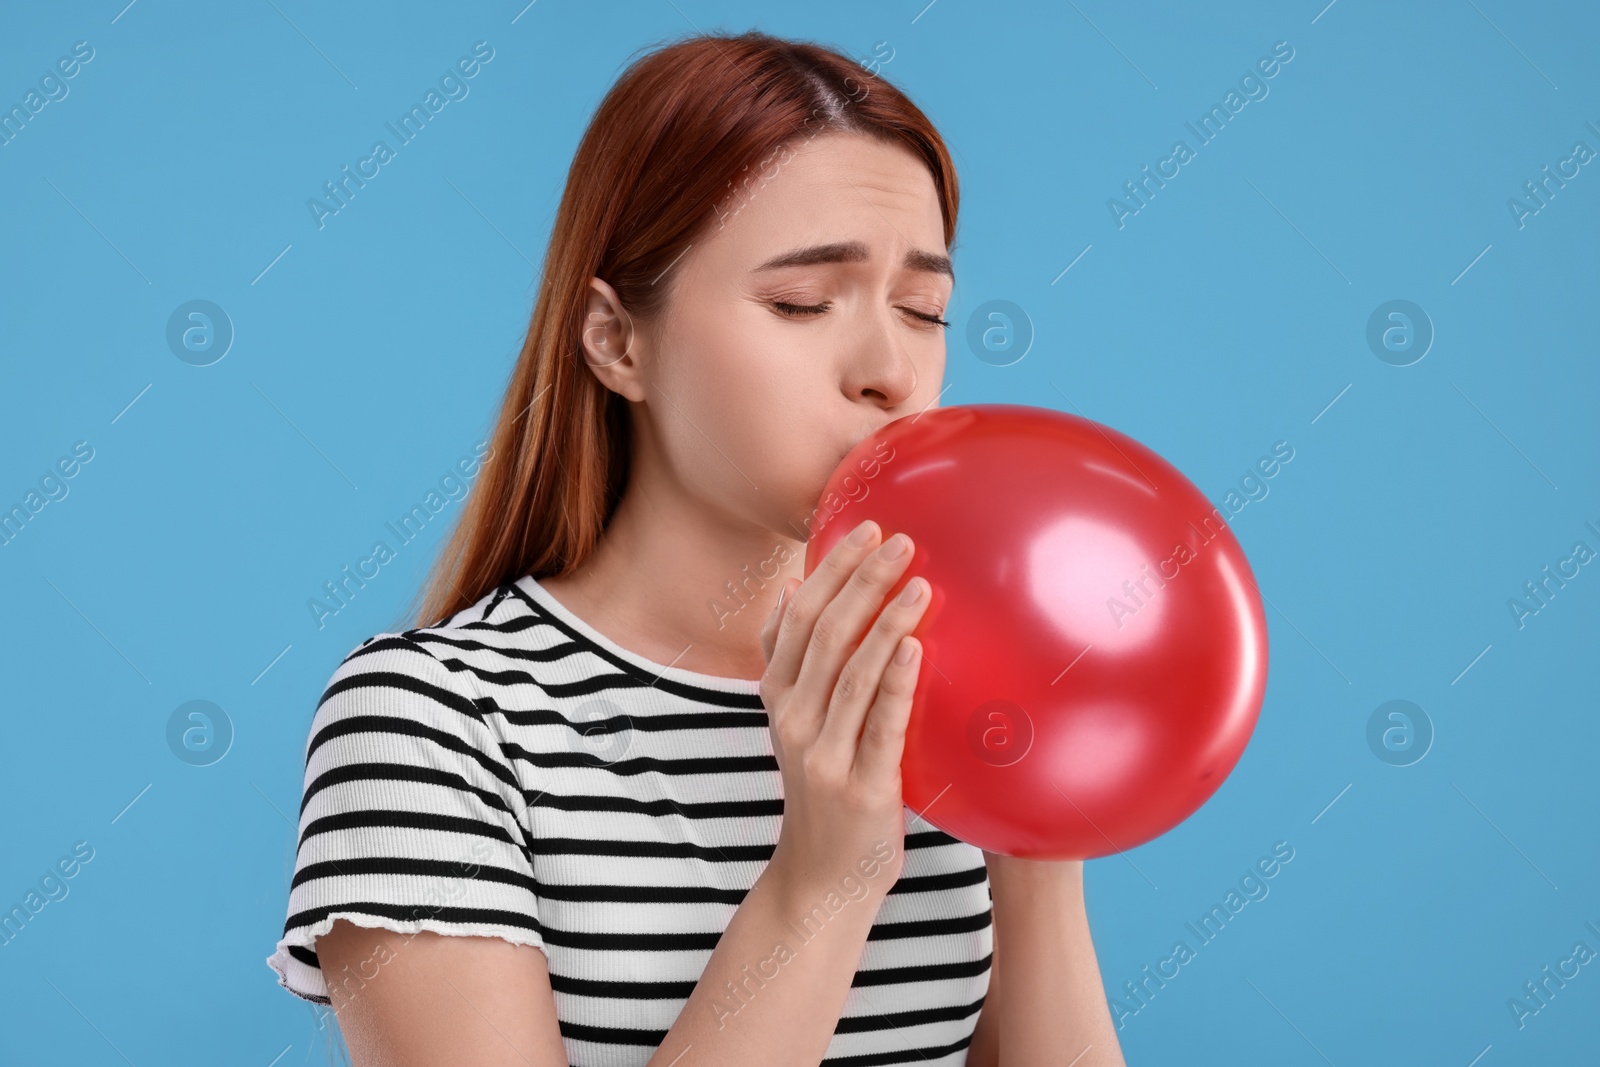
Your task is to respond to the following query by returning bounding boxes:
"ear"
[579,277,647,402]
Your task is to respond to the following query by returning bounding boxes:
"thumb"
[759,577,796,661]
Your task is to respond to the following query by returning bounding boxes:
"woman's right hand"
[757,519,931,901]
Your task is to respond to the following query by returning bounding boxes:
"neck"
[542,472,804,682]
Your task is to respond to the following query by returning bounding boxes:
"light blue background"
[2,1,1596,1063]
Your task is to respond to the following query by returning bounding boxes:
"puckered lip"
[845,419,892,453]
[826,417,895,477]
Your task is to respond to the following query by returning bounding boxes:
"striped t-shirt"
[267,572,994,1066]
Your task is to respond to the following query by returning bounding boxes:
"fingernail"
[776,582,789,613]
[880,533,910,560]
[894,638,917,665]
[897,578,925,605]
[847,520,877,547]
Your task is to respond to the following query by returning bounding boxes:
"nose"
[840,315,922,411]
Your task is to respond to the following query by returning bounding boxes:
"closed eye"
[771,301,949,329]
[771,300,830,317]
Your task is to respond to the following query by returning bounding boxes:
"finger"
[789,531,916,720]
[850,634,922,787]
[764,520,882,689]
[759,577,798,665]
[815,573,928,764]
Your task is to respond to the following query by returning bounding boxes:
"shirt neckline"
[512,573,765,696]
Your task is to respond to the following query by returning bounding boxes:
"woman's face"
[596,131,953,542]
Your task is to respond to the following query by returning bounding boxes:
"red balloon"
[803,404,1268,860]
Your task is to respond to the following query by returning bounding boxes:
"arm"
[317,857,893,1067]
[970,854,1126,1067]
[319,921,568,1066]
[644,858,893,1066]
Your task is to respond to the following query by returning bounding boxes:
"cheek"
[659,311,837,522]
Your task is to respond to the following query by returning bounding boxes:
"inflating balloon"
[803,404,1268,860]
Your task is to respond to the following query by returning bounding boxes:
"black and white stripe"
[268,573,993,1066]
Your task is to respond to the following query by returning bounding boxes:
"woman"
[267,29,1126,1067]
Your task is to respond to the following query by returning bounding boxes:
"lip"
[838,434,873,464]
[850,422,891,449]
[827,418,892,472]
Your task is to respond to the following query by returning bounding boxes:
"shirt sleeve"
[266,632,543,1004]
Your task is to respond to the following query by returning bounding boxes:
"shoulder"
[313,579,521,722]
[322,629,458,692]
[298,621,529,836]
[304,617,512,783]
[310,631,481,743]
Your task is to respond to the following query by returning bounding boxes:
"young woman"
[267,30,1126,1067]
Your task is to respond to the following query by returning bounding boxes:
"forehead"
[698,131,946,271]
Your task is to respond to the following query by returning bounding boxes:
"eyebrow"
[752,240,954,281]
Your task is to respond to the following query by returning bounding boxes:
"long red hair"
[407,29,960,629]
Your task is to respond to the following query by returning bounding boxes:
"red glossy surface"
[803,404,1268,859]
